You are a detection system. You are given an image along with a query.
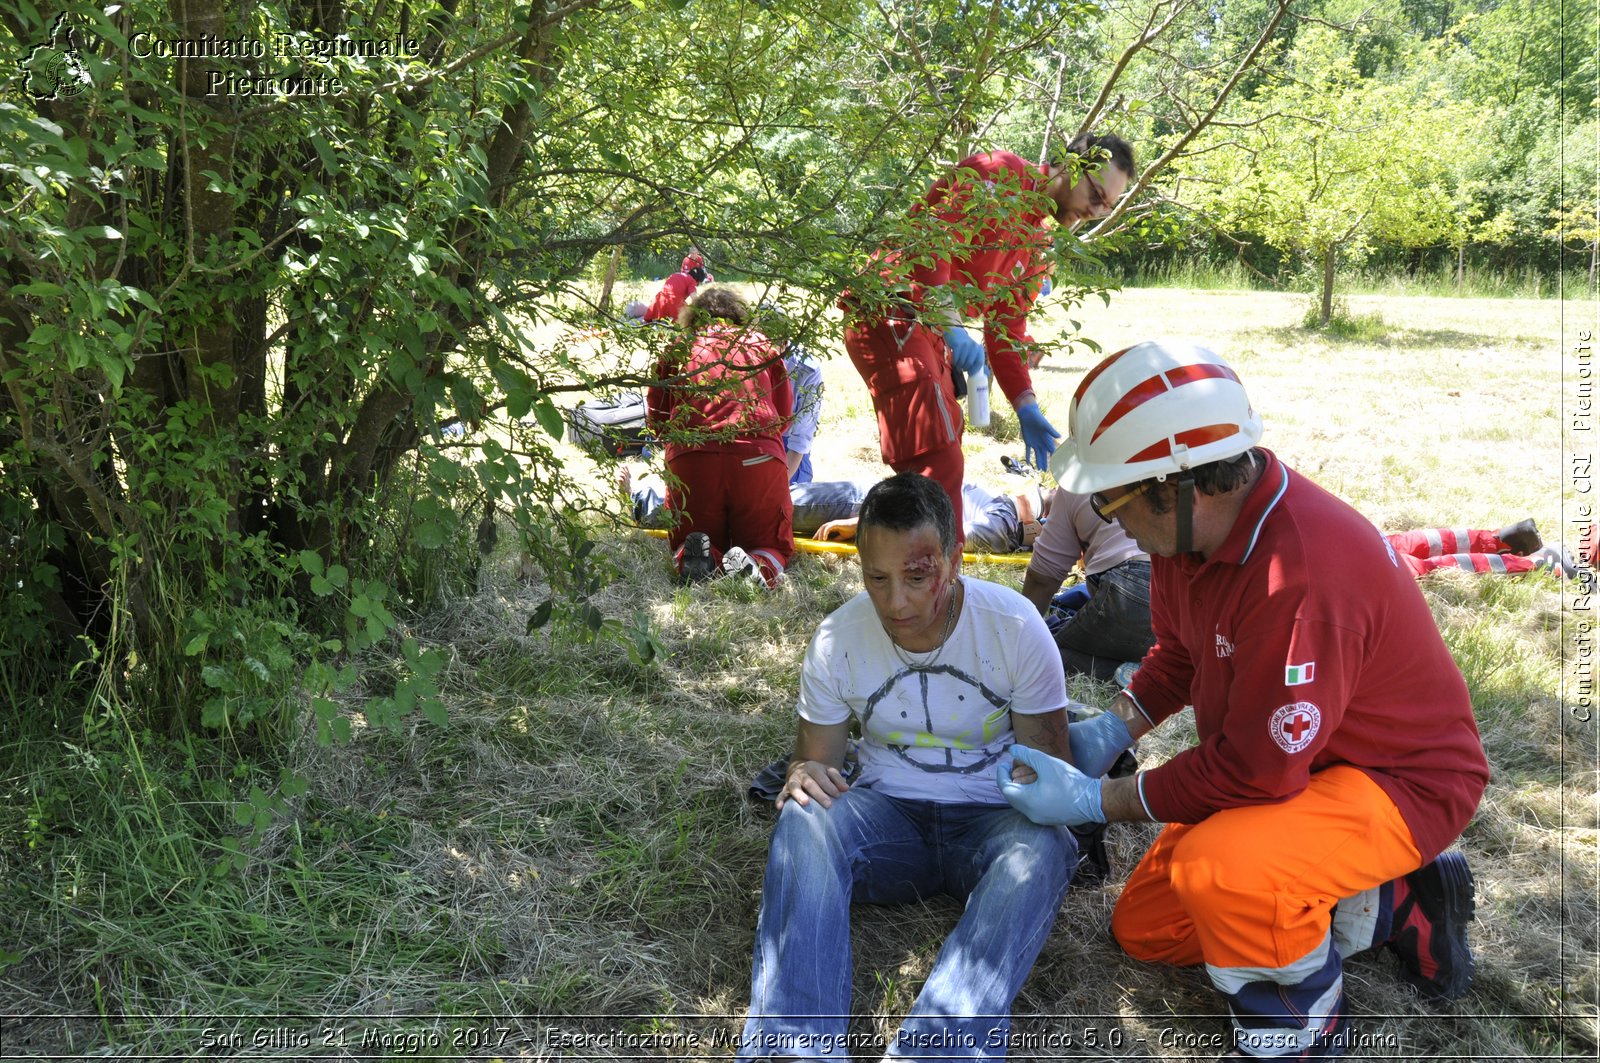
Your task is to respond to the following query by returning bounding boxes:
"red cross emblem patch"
[1269,701,1321,754]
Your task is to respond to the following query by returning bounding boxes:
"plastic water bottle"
[967,368,990,428]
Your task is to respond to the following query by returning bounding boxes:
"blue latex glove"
[943,327,987,375]
[996,744,1106,826]
[1016,402,1060,471]
[1039,277,1052,297]
[1068,711,1134,780]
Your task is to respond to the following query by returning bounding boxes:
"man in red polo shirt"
[998,340,1488,1059]
[842,133,1135,537]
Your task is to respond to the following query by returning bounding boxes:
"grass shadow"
[1244,322,1526,351]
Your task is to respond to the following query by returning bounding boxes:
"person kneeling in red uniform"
[646,285,794,588]
[1000,340,1488,1059]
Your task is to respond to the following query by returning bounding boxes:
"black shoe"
[1068,822,1111,887]
[1067,745,1138,888]
[1387,851,1476,1001]
[1496,518,1542,556]
[679,532,715,583]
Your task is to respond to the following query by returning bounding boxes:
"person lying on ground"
[1384,520,1585,582]
[999,340,1489,1060]
[736,472,1076,1063]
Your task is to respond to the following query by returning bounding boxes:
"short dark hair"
[1142,448,1261,515]
[1060,132,1135,180]
[686,266,709,284]
[858,473,957,556]
[678,284,749,329]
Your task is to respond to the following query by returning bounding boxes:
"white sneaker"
[1530,544,1579,578]
[720,546,764,583]
[1530,544,1596,593]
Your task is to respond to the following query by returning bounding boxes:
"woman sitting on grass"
[645,285,794,587]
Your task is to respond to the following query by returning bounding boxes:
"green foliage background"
[0,0,1593,1045]
[0,0,1107,741]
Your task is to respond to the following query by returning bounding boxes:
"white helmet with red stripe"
[1050,340,1262,492]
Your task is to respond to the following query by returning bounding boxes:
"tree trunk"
[1456,244,1465,291]
[597,244,624,312]
[173,0,242,553]
[1321,245,1336,326]
[1039,51,1066,162]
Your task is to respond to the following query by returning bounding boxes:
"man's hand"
[1069,711,1134,779]
[1016,402,1060,470]
[815,518,858,543]
[943,327,987,374]
[778,759,850,810]
[996,744,1106,826]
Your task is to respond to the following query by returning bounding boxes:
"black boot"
[1495,518,1541,556]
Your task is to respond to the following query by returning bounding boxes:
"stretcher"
[639,527,1032,566]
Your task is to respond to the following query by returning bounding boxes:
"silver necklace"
[887,578,961,670]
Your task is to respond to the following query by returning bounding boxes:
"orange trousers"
[1113,766,1423,1055]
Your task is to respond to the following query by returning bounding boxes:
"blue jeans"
[1055,559,1155,681]
[788,479,876,537]
[738,787,1075,1061]
[785,481,1022,552]
[957,484,1021,554]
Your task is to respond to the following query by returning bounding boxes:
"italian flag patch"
[1285,662,1316,686]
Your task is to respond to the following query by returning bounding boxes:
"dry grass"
[291,286,1592,1060]
[353,288,1600,1056]
[10,286,1589,1059]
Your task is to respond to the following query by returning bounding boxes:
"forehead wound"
[902,553,941,576]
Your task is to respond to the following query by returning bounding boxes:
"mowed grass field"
[10,287,1594,1060]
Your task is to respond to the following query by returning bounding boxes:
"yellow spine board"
[638,527,1032,566]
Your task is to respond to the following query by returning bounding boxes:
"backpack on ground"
[566,392,651,458]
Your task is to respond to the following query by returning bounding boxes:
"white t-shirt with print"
[797,576,1068,804]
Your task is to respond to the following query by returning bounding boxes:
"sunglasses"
[1090,482,1150,522]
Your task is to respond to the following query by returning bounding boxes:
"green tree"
[1177,24,1472,322]
[1,0,1150,743]
[977,0,1298,289]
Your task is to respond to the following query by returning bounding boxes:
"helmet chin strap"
[1174,471,1197,555]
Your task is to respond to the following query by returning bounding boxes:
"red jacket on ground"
[646,324,793,464]
[1125,449,1489,863]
